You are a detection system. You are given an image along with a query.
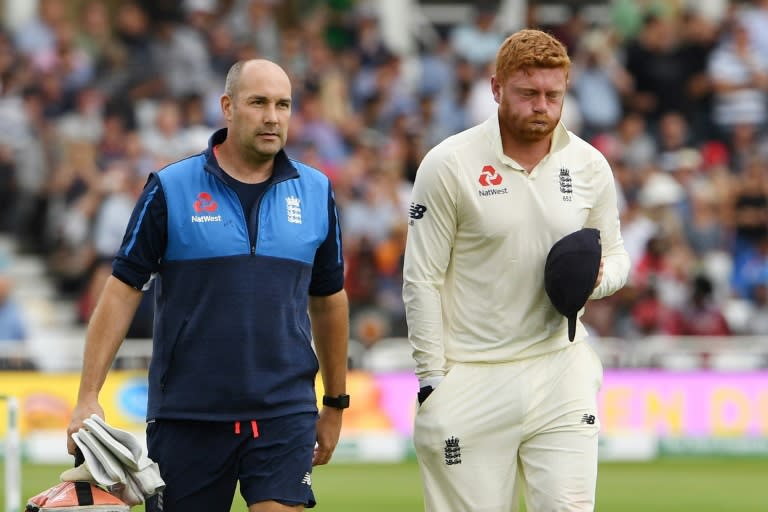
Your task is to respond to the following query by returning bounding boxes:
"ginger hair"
[495,29,570,82]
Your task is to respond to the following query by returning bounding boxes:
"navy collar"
[203,128,299,182]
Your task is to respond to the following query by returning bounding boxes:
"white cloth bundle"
[61,415,165,506]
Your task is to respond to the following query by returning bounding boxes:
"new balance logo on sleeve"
[409,203,427,223]
[581,414,596,425]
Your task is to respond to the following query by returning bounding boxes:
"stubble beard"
[243,131,282,164]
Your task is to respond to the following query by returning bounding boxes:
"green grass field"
[3,458,766,511]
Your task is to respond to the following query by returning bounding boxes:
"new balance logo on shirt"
[409,203,427,222]
[581,414,596,425]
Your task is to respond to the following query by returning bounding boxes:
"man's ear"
[220,94,232,121]
[490,75,501,104]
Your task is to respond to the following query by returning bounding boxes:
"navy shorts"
[144,413,317,511]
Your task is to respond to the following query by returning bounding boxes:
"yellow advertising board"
[0,370,417,437]
[0,371,149,435]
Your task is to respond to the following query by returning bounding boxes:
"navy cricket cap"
[544,228,602,342]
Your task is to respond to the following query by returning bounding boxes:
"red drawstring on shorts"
[234,420,259,438]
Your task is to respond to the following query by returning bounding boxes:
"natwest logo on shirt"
[478,165,503,187]
[477,165,508,197]
[192,192,222,223]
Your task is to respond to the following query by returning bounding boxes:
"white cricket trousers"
[413,341,603,512]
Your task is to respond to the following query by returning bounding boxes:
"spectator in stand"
[727,156,768,270]
[732,234,768,301]
[13,0,68,61]
[182,0,219,34]
[663,147,704,219]
[465,60,501,126]
[665,274,731,335]
[374,221,408,336]
[632,227,693,308]
[0,144,17,233]
[38,69,70,119]
[110,2,163,101]
[630,278,678,336]
[56,85,104,144]
[679,7,719,141]
[570,28,632,141]
[293,88,348,167]
[449,4,505,67]
[206,20,240,76]
[78,162,152,337]
[75,0,114,67]
[624,13,691,129]
[612,112,657,170]
[745,283,768,334]
[340,165,409,247]
[738,0,768,61]
[353,6,392,70]
[45,141,103,295]
[121,130,156,179]
[343,235,379,310]
[178,93,213,155]
[726,122,768,174]
[0,271,26,342]
[276,26,309,85]
[629,230,698,336]
[293,141,341,186]
[139,98,190,166]
[149,17,213,99]
[707,18,768,138]
[683,180,729,257]
[228,0,281,62]
[620,185,658,273]
[12,86,51,255]
[656,111,695,168]
[0,263,30,369]
[610,0,672,41]
[97,112,130,166]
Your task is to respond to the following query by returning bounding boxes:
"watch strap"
[322,394,350,409]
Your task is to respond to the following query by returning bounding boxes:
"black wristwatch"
[322,394,350,409]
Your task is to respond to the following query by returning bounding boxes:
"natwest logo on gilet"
[194,192,218,212]
[191,192,222,223]
[478,165,508,197]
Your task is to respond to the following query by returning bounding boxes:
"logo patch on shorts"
[301,472,312,486]
[444,436,462,465]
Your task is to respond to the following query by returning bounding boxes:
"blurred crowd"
[0,0,767,358]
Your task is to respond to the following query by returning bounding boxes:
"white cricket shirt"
[402,113,630,381]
